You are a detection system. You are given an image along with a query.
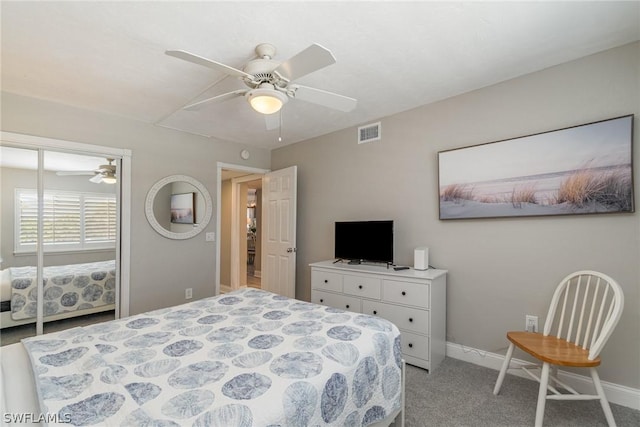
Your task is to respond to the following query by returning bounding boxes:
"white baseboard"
[446,341,640,411]
[220,284,232,294]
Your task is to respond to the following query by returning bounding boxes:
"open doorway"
[216,163,298,298]
[216,163,268,295]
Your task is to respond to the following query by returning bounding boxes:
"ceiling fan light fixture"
[246,85,288,115]
[102,172,117,184]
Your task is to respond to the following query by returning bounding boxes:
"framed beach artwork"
[170,192,195,224]
[438,115,634,220]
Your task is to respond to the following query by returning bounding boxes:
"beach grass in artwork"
[438,115,634,219]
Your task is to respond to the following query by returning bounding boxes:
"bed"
[0,288,405,426]
[0,260,116,329]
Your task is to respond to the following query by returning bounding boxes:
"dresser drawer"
[401,331,429,361]
[362,301,429,334]
[311,290,361,313]
[311,270,343,292]
[343,274,381,299]
[383,280,429,309]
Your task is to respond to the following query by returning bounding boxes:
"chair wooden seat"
[507,331,601,367]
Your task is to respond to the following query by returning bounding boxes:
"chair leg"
[591,368,616,427]
[549,366,558,389]
[535,362,550,427]
[493,343,514,395]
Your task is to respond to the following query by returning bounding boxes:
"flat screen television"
[335,220,394,264]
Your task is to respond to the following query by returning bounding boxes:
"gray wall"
[1,91,271,315]
[271,42,640,389]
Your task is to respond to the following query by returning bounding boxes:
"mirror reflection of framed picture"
[170,192,195,224]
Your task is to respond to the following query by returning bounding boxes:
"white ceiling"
[2,2,639,149]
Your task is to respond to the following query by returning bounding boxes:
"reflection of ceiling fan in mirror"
[56,158,117,184]
[166,42,357,129]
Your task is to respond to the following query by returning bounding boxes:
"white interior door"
[261,166,297,298]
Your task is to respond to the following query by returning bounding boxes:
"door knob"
[287,247,297,253]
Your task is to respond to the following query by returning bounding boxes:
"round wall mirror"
[145,175,213,240]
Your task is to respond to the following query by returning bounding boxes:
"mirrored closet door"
[1,146,39,341]
[0,134,131,345]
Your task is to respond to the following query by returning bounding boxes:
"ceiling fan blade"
[273,44,336,82]
[264,112,280,131]
[184,90,247,111]
[166,50,253,80]
[291,85,357,112]
[89,174,103,183]
[56,171,95,176]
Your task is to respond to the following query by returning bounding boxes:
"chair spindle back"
[543,271,624,360]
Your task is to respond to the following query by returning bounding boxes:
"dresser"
[310,260,447,372]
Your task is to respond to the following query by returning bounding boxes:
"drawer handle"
[409,318,413,323]
[346,304,350,309]
[401,291,406,296]
[358,285,363,289]
[324,279,328,283]
[408,343,413,348]
[320,299,324,303]
[373,310,377,315]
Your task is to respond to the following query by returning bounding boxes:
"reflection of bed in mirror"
[0,260,116,329]
[1,288,405,426]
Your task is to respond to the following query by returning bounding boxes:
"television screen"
[335,220,393,264]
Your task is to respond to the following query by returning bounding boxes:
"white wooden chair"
[493,271,624,427]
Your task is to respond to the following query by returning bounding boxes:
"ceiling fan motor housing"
[243,58,282,88]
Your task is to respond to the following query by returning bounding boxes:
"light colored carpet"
[404,358,640,426]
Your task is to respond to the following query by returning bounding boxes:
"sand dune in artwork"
[440,165,632,219]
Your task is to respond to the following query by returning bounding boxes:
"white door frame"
[215,162,269,295]
[0,131,132,323]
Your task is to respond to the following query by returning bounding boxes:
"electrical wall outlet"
[185,288,193,299]
[525,315,538,333]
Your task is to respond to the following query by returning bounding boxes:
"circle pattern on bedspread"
[21,288,403,426]
[9,261,118,321]
[222,373,272,400]
[168,361,228,389]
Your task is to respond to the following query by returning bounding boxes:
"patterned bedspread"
[10,260,116,320]
[22,288,403,426]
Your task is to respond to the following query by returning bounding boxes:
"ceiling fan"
[56,159,117,184]
[166,43,357,127]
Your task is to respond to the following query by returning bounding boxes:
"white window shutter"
[15,189,116,252]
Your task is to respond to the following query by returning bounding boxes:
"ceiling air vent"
[358,122,381,144]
